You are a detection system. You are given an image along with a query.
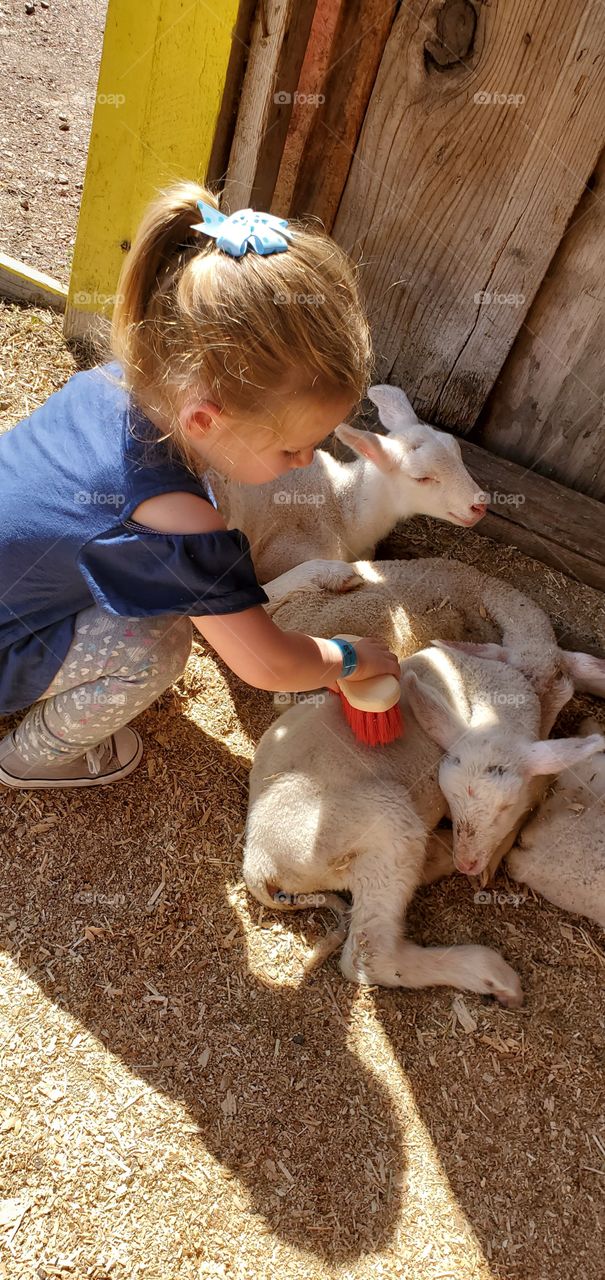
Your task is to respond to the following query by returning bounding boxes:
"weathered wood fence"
[215,0,605,589]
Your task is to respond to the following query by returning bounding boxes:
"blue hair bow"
[191,200,292,257]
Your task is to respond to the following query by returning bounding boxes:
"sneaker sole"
[0,731,144,789]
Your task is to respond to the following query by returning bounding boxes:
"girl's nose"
[293,448,315,468]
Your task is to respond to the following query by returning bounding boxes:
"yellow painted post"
[64,0,241,341]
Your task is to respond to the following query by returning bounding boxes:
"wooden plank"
[0,253,68,312]
[222,0,319,214]
[286,0,397,229]
[332,0,605,431]
[470,511,605,595]
[207,0,260,188]
[272,0,343,215]
[64,0,241,341]
[459,439,605,593]
[476,149,605,501]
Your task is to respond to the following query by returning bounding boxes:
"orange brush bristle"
[331,633,404,747]
[335,688,404,747]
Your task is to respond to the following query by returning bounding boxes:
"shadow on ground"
[1,678,604,1275]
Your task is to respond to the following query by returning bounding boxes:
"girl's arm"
[131,492,400,692]
[192,602,398,692]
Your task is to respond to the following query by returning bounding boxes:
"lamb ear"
[402,670,465,751]
[562,650,605,696]
[431,639,512,663]
[579,716,602,738]
[334,423,400,473]
[367,384,420,431]
[521,733,605,777]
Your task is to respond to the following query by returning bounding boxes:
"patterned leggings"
[12,606,193,767]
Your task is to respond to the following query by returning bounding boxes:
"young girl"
[0,181,399,790]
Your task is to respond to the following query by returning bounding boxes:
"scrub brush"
[332,634,403,747]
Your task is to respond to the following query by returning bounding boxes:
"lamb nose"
[470,502,487,515]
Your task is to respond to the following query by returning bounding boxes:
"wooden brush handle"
[334,634,401,713]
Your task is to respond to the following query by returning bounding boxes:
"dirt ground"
[0,302,604,1280]
[0,0,107,281]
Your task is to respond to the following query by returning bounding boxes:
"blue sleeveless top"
[0,361,268,713]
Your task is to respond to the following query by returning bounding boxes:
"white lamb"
[266,556,605,730]
[248,554,605,932]
[506,717,605,928]
[242,643,604,1003]
[208,384,486,583]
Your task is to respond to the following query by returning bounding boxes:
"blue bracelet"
[330,637,358,678]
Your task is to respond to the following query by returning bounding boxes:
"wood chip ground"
[0,305,604,1280]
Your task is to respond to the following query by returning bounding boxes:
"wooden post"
[221,0,319,214]
[64,0,241,342]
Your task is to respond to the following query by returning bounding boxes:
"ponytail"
[110,181,218,401]
[105,178,373,469]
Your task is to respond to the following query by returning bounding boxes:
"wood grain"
[460,438,605,593]
[222,0,319,213]
[0,252,67,311]
[288,0,397,230]
[207,0,259,190]
[332,0,605,431]
[476,149,605,501]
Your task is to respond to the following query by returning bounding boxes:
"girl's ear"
[335,423,401,472]
[180,399,222,437]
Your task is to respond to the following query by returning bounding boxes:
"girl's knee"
[151,616,193,683]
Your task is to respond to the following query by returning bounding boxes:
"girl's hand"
[326,637,400,691]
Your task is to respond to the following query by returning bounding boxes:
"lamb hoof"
[478,954,523,1008]
[320,563,364,594]
[336,572,364,594]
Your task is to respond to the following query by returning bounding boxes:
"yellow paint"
[66,0,240,333]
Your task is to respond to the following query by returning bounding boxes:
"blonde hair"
[106,180,373,469]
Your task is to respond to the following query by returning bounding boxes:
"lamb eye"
[416,475,436,484]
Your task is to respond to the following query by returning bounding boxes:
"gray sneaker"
[0,727,143,790]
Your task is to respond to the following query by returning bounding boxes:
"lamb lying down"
[242,644,604,1004]
[266,557,605,714]
[419,712,605,927]
[506,718,605,928]
[265,556,605,917]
